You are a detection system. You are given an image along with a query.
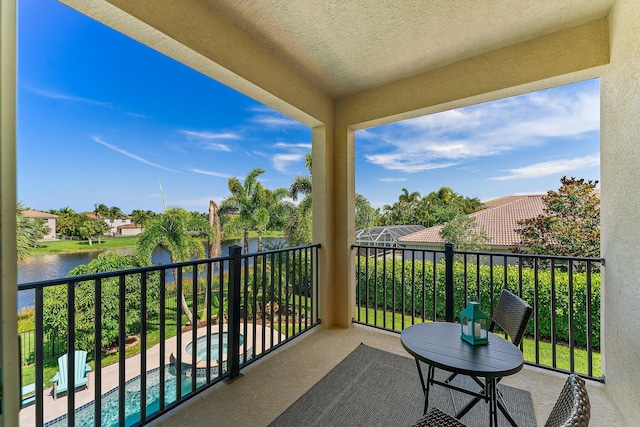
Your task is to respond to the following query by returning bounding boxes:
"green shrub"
[355,256,600,349]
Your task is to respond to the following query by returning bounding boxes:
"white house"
[21,210,57,240]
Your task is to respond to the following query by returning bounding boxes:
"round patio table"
[401,322,524,427]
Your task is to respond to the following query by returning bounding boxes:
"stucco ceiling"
[203,0,614,99]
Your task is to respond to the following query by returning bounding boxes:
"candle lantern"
[460,296,489,345]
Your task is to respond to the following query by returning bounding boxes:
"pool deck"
[19,323,282,426]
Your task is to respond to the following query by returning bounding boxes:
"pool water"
[45,365,209,427]
[185,332,244,362]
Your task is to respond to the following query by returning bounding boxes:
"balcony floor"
[150,324,626,427]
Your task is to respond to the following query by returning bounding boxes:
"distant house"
[21,210,58,240]
[86,213,134,235]
[117,223,143,237]
[398,195,547,251]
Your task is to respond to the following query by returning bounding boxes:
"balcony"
[150,324,624,426]
[18,245,624,426]
[4,0,640,424]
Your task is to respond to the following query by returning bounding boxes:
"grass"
[31,231,285,255]
[355,306,602,378]
[33,236,139,254]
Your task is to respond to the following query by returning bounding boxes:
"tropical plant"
[286,151,374,244]
[379,186,483,226]
[131,209,156,226]
[42,252,160,352]
[439,213,490,251]
[221,168,290,252]
[135,207,215,325]
[285,153,313,246]
[515,177,600,258]
[16,203,48,260]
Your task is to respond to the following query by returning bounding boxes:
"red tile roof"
[398,195,547,247]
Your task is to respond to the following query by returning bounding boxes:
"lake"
[17,237,283,311]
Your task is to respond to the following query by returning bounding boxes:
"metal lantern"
[460,297,489,345]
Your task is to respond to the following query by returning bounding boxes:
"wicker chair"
[411,408,467,427]
[544,374,591,427]
[411,374,590,427]
[489,288,533,346]
[445,289,533,422]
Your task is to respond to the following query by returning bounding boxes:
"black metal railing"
[18,244,320,426]
[352,243,603,381]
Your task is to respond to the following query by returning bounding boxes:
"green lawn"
[33,236,139,254]
[31,231,284,255]
[355,306,602,378]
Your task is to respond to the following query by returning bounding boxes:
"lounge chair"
[50,350,92,399]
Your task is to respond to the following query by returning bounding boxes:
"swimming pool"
[45,365,210,427]
[185,332,244,362]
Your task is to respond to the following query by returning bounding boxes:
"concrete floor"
[149,324,627,427]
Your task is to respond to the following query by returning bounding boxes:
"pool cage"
[355,225,425,248]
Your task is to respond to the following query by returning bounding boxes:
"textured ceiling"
[203,0,614,98]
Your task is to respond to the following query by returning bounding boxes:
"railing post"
[445,242,455,322]
[227,245,242,380]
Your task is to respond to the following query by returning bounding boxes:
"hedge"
[355,256,600,349]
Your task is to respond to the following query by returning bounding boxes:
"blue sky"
[18,1,600,214]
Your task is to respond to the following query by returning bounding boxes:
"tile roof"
[21,210,58,219]
[398,195,547,247]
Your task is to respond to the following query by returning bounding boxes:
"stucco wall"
[600,0,640,423]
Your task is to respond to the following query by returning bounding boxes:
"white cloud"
[359,81,600,173]
[273,153,304,172]
[190,168,231,178]
[365,152,458,172]
[488,153,600,181]
[93,137,177,172]
[274,142,312,149]
[180,130,238,151]
[124,111,153,119]
[379,178,407,182]
[26,85,112,107]
[252,115,303,127]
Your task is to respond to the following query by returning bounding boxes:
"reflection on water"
[17,237,283,311]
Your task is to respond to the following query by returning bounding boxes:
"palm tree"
[286,151,373,244]
[219,168,266,253]
[286,153,313,245]
[94,203,110,218]
[135,207,215,325]
[16,202,43,260]
[202,200,222,322]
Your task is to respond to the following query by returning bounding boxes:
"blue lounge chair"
[50,350,92,399]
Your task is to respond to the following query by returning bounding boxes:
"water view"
[17,237,283,311]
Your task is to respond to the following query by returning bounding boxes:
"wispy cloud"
[190,168,231,178]
[180,130,238,151]
[252,115,303,128]
[359,81,600,173]
[125,111,153,119]
[488,153,600,181]
[274,142,312,149]
[273,153,304,173]
[93,137,176,172]
[26,85,112,108]
[247,105,305,128]
[379,177,407,182]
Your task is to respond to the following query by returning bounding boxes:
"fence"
[17,243,320,426]
[352,243,603,381]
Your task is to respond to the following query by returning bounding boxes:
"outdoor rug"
[268,343,536,427]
